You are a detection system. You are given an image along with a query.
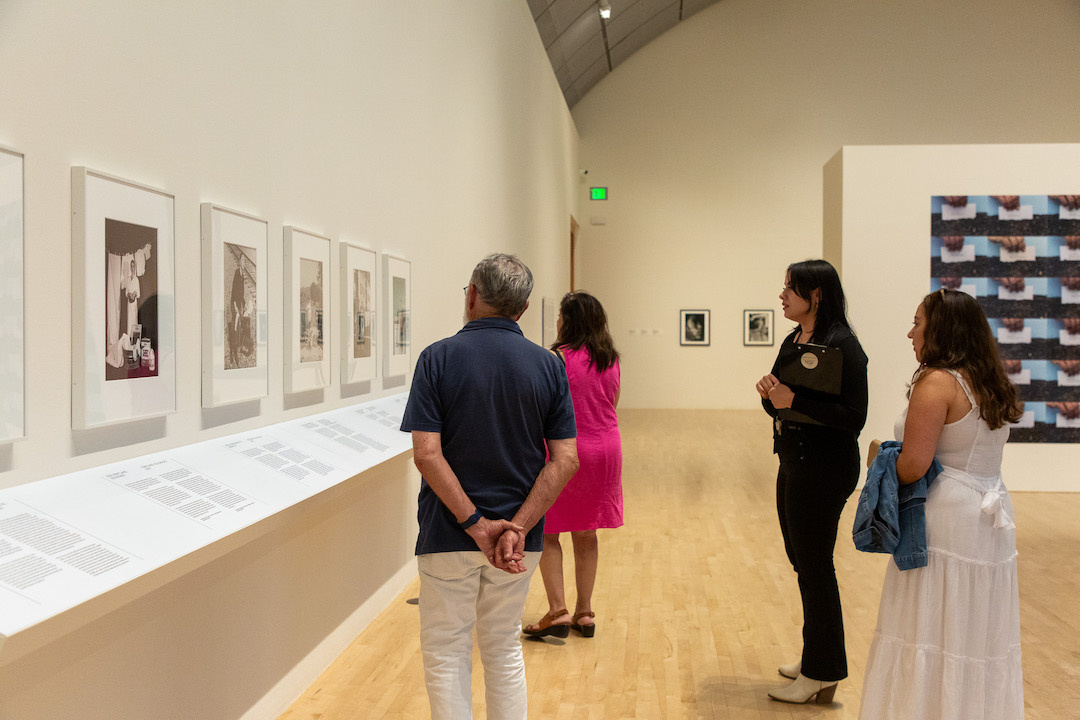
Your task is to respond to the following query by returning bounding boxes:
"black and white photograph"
[680,309,710,346]
[339,242,377,385]
[743,309,774,346]
[284,227,331,393]
[382,255,411,377]
[392,275,407,356]
[73,167,175,429]
[104,218,158,381]
[354,268,371,359]
[201,203,268,408]
[300,258,324,363]
[224,242,256,370]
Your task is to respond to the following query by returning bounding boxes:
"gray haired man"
[401,254,579,719]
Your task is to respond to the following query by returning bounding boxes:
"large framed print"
[339,242,377,384]
[931,194,1080,443]
[383,255,411,377]
[0,146,25,441]
[201,204,269,406]
[284,226,331,393]
[72,167,175,429]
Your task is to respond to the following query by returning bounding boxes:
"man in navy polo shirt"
[401,253,578,720]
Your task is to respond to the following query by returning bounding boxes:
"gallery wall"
[0,1,578,718]
[570,0,1080,412]
[0,0,578,489]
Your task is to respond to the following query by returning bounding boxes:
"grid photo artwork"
[931,194,1080,442]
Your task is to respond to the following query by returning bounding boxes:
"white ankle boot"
[768,673,838,704]
[777,660,801,680]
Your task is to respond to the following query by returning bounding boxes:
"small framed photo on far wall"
[743,309,774,346]
[679,309,710,346]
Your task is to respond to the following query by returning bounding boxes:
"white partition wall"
[824,144,1080,492]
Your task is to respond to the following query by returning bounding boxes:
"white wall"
[0,0,578,488]
[0,1,578,718]
[831,144,1080,492]
[570,0,1080,410]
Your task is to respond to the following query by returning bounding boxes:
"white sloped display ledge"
[0,393,410,664]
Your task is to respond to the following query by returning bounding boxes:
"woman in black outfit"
[755,259,868,705]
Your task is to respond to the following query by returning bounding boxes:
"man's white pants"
[418,551,537,720]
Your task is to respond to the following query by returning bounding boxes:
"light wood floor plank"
[280,409,1079,719]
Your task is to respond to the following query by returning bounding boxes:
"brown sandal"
[523,609,570,638]
[571,611,596,638]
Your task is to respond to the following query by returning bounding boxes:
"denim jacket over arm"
[852,440,942,570]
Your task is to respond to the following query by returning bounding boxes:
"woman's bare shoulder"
[912,368,959,396]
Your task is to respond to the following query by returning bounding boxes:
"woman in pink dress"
[523,292,622,639]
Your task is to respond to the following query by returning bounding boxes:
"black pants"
[775,425,859,682]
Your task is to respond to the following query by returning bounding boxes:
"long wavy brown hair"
[913,288,1022,429]
[552,291,619,372]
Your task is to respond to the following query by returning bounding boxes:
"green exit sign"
[590,187,608,201]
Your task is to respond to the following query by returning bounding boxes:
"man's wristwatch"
[459,509,483,530]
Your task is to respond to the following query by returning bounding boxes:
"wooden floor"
[280,409,1080,719]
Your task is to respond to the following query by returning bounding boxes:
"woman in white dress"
[858,288,1024,720]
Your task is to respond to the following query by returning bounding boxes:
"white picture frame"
[339,242,377,385]
[0,146,26,442]
[383,255,411,377]
[284,226,331,393]
[201,204,269,407]
[542,296,559,349]
[71,167,175,430]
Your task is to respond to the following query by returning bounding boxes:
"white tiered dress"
[858,371,1023,720]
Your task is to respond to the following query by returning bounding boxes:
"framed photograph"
[0,146,25,442]
[284,227,331,393]
[201,204,269,407]
[339,242,377,385]
[679,309,710,346]
[743,309,774,346]
[71,167,175,429]
[932,193,1080,443]
[383,255,411,377]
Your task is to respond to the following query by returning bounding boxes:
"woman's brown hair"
[552,291,619,372]
[914,288,1023,429]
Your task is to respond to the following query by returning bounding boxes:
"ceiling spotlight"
[599,1,612,20]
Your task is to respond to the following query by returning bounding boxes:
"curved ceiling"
[528,0,724,108]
